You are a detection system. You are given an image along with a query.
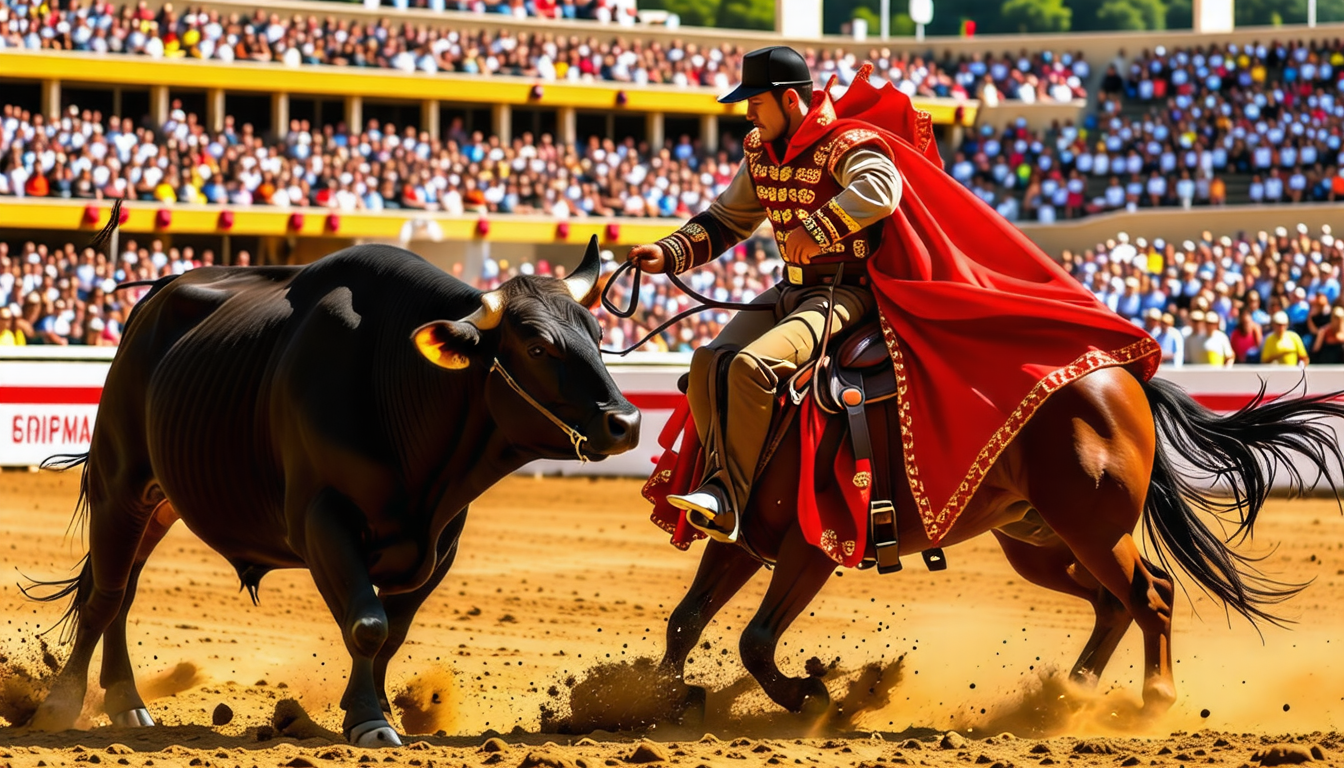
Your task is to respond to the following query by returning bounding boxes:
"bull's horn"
[462,289,505,330]
[564,235,602,303]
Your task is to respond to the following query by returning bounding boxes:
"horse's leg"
[1021,372,1175,713]
[658,540,762,718]
[740,524,834,716]
[1054,532,1175,711]
[372,512,468,716]
[300,488,399,746]
[993,531,1132,685]
[101,501,180,725]
[31,469,159,732]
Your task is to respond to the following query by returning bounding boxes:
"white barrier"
[4,347,1344,489]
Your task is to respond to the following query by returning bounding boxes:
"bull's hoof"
[676,685,707,727]
[349,719,402,748]
[111,708,156,727]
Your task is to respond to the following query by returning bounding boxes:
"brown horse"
[655,368,1344,720]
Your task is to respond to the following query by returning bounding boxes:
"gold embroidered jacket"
[655,121,901,275]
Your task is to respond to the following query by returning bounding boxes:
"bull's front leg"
[300,488,401,747]
[373,512,468,715]
[659,540,762,722]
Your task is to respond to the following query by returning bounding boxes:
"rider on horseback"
[627,46,900,543]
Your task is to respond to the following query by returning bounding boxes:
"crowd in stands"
[8,221,1344,367]
[1063,223,1344,366]
[0,101,743,219]
[0,0,1081,100]
[954,40,1344,222]
[0,237,235,347]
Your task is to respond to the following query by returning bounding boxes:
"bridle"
[490,358,591,463]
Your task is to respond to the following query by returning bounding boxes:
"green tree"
[1069,0,1164,30]
[1000,0,1071,32]
[717,0,774,29]
[1166,0,1192,28]
[850,6,916,36]
[637,0,718,26]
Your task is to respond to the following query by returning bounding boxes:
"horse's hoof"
[111,708,156,727]
[676,685,707,727]
[349,720,402,748]
[29,691,83,732]
[798,679,832,722]
[1142,681,1176,716]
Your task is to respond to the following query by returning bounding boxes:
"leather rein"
[598,259,776,356]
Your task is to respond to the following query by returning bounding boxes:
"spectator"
[1312,306,1344,364]
[1229,309,1263,364]
[1154,311,1184,368]
[1261,311,1309,366]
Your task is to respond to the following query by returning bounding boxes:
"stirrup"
[670,484,740,544]
[683,508,740,544]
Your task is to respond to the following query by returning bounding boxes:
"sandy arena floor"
[1,469,1343,767]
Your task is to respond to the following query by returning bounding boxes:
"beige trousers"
[685,283,875,511]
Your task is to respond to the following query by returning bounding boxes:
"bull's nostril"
[605,410,640,442]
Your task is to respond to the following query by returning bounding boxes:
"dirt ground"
[1,469,1343,768]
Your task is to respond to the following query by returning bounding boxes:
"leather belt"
[783,263,870,288]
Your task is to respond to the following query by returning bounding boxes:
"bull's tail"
[20,453,95,642]
[1142,377,1344,625]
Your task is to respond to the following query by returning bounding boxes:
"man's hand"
[783,227,823,265]
[626,244,665,273]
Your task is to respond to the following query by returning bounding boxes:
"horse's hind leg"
[993,530,1132,685]
[739,524,834,717]
[101,499,179,725]
[31,470,161,731]
[1032,484,1176,712]
[658,540,762,721]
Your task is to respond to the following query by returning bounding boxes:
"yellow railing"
[0,197,674,244]
[0,50,978,124]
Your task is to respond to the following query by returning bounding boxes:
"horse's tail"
[19,453,95,643]
[1141,377,1344,625]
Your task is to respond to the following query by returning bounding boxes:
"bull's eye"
[528,345,547,358]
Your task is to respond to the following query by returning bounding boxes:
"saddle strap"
[838,375,902,574]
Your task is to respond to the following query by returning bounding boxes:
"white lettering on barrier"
[0,406,97,465]
[5,352,1344,490]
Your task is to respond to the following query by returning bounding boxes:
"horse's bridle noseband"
[490,359,590,463]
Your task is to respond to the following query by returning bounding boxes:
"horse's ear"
[412,321,479,370]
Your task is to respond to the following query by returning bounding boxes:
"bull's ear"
[564,235,602,307]
[413,320,480,370]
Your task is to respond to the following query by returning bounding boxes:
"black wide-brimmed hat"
[718,46,812,104]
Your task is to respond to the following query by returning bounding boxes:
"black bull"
[27,236,639,745]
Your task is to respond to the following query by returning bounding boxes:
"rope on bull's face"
[490,359,590,463]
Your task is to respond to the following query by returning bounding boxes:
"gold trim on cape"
[878,312,1161,543]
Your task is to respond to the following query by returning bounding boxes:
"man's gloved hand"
[783,226,823,265]
[626,244,665,273]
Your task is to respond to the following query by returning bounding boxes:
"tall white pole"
[916,21,924,40]
[1309,0,1317,27]
[880,0,890,40]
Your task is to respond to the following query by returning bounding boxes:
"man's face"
[746,92,791,143]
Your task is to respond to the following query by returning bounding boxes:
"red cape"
[648,69,1161,558]
[822,72,1160,543]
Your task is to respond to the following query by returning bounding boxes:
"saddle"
[681,319,947,575]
